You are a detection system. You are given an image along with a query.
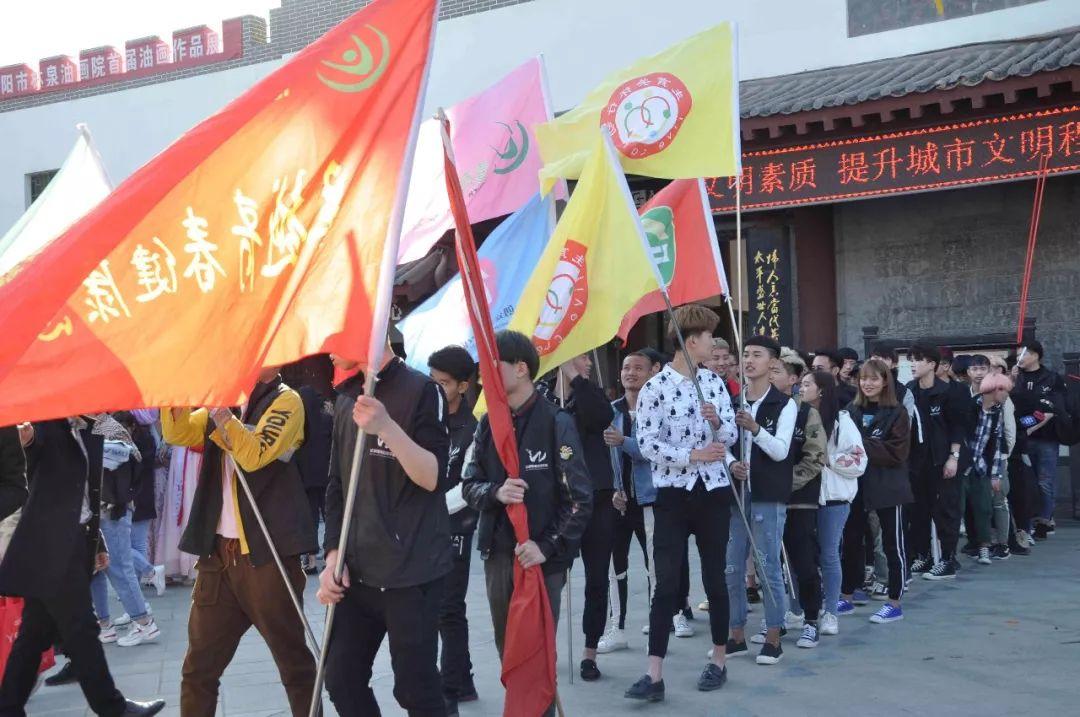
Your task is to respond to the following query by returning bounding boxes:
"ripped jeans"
[726,498,787,631]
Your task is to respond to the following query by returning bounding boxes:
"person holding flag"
[317,344,452,717]
[161,368,317,716]
[625,305,737,702]
[461,331,593,717]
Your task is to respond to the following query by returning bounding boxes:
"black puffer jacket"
[539,376,615,491]
[0,426,27,522]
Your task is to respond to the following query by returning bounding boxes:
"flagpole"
[556,368,575,685]
[232,464,320,653]
[307,4,442,715]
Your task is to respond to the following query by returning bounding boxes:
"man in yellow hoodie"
[162,367,317,717]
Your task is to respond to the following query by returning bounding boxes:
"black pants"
[439,534,473,699]
[842,500,907,600]
[612,495,649,629]
[306,487,325,530]
[580,489,616,650]
[325,577,446,717]
[782,508,821,622]
[908,453,962,559]
[0,538,126,717]
[649,483,732,658]
[1007,453,1037,533]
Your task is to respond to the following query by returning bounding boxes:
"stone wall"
[835,174,1080,370]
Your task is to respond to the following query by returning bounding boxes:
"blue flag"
[400,193,554,372]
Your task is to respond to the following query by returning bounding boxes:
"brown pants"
[181,538,315,716]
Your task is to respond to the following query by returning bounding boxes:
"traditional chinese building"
[700,27,1080,369]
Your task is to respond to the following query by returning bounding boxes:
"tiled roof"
[741,28,1080,118]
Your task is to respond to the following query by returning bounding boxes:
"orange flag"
[616,178,729,342]
[0,0,438,425]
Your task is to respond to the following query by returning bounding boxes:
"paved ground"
[26,518,1080,717]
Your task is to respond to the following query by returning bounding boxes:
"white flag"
[0,124,113,283]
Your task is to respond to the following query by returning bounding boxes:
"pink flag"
[398,57,559,264]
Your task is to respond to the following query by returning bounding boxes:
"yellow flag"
[509,132,662,380]
[536,23,740,194]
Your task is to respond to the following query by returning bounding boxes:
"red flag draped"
[440,116,557,717]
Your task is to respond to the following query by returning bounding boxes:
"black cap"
[838,347,859,362]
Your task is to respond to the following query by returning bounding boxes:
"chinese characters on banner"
[745,228,792,346]
[708,105,1080,213]
[34,162,345,344]
[79,47,125,82]
[0,64,40,98]
[125,37,172,74]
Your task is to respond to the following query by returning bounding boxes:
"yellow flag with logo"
[509,132,662,381]
[536,23,740,194]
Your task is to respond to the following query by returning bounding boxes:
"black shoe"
[444,695,460,717]
[746,586,761,604]
[697,663,727,691]
[121,700,166,717]
[1033,523,1050,541]
[625,675,664,702]
[44,661,77,686]
[1008,540,1031,556]
[923,558,958,581]
[580,658,601,682]
[991,544,1011,560]
[725,638,749,657]
[755,641,783,665]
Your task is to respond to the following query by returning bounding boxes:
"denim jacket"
[610,397,657,506]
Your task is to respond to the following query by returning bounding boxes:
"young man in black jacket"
[163,368,317,716]
[428,345,480,713]
[538,352,616,682]
[905,343,970,581]
[319,344,452,717]
[813,349,856,408]
[0,425,26,546]
[0,418,165,717]
[726,335,797,667]
[1011,340,1068,540]
[462,331,593,717]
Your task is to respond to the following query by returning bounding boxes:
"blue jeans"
[727,499,787,630]
[817,503,850,616]
[130,519,153,578]
[1026,439,1059,522]
[91,510,148,622]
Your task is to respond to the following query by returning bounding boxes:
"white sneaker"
[977,547,992,566]
[819,612,839,636]
[117,619,160,647]
[151,565,166,597]
[596,622,628,654]
[673,614,695,638]
[784,611,805,630]
[113,613,132,627]
[641,624,650,635]
[98,624,118,644]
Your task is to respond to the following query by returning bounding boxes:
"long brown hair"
[854,358,898,408]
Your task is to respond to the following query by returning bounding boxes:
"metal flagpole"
[232,464,321,653]
[306,5,441,714]
[557,369,574,684]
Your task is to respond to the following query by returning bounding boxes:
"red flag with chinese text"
[0,0,438,425]
[616,178,729,342]
[440,116,557,717]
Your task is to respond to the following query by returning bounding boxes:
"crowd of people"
[0,306,1075,716]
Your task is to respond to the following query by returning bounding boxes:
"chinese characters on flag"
[709,106,1080,212]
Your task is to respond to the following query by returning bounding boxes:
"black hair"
[968,353,991,368]
[625,351,654,365]
[952,354,972,377]
[745,334,781,359]
[427,345,475,383]
[812,348,842,369]
[639,347,667,368]
[808,370,840,436]
[795,349,814,368]
[1022,340,1045,360]
[496,330,540,380]
[869,341,899,364]
[838,347,859,363]
[909,341,941,368]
